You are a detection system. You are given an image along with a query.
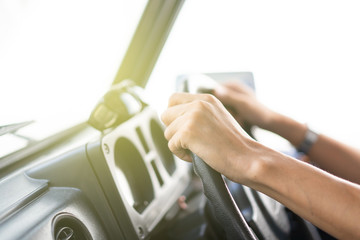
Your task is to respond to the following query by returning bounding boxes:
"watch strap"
[297,128,318,154]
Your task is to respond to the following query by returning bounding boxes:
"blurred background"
[147,0,360,150]
[1,0,360,156]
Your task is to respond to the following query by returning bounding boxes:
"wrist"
[297,127,319,155]
[241,144,289,193]
[230,139,274,186]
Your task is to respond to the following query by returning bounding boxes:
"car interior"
[1,0,355,239]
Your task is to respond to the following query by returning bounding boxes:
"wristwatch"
[297,127,318,155]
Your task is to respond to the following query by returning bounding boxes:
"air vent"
[151,160,164,186]
[136,126,150,153]
[150,119,176,175]
[114,137,154,213]
[52,213,92,240]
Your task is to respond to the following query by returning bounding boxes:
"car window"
[0,0,147,157]
[146,0,360,149]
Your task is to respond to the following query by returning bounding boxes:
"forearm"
[309,135,360,184]
[163,92,360,239]
[265,112,360,184]
[264,111,307,147]
[245,146,360,240]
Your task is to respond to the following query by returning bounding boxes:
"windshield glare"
[2,0,360,158]
[146,0,360,149]
[0,0,147,142]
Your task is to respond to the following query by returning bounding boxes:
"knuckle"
[179,127,190,141]
[168,136,180,153]
[192,99,208,110]
[202,93,216,103]
[188,108,204,124]
[178,127,192,145]
[168,93,180,105]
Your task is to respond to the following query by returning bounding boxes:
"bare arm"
[251,144,360,240]
[214,82,360,184]
[268,112,360,184]
[161,92,360,239]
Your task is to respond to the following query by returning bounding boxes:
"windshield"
[0,0,147,157]
[147,0,360,149]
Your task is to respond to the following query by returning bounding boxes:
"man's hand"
[214,82,275,130]
[161,92,263,184]
[161,87,360,240]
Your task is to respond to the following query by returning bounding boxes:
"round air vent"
[52,213,92,240]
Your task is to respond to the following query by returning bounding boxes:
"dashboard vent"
[114,137,154,213]
[150,119,176,175]
[53,213,92,240]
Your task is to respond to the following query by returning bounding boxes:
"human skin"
[214,82,360,184]
[161,90,360,239]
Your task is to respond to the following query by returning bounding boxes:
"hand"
[213,82,274,130]
[161,92,264,183]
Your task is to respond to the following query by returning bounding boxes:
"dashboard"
[1,0,333,238]
[0,72,324,240]
[88,107,191,239]
[0,106,191,240]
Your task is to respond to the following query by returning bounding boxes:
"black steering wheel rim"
[191,153,257,240]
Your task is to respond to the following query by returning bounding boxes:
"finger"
[168,131,192,162]
[168,92,217,107]
[164,113,188,141]
[161,103,191,126]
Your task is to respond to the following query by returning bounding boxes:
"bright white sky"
[147,0,360,149]
[0,0,146,156]
[1,0,360,156]
[0,0,146,139]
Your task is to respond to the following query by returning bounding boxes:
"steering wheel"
[182,75,294,239]
[191,153,257,240]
